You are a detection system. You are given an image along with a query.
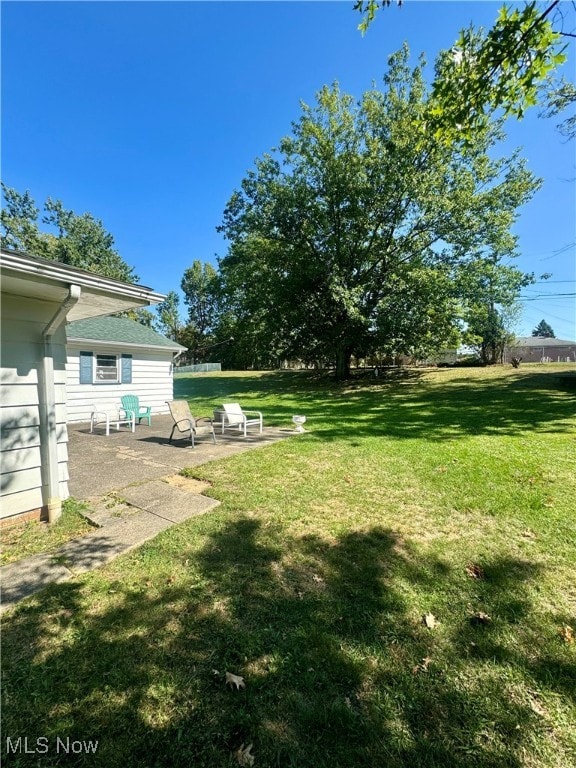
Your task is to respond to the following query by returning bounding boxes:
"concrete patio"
[67,414,291,499]
[1,416,294,612]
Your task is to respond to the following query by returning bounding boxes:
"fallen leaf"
[235,742,255,766]
[465,563,485,579]
[560,625,574,644]
[412,656,432,673]
[225,671,246,690]
[529,696,548,717]
[344,476,353,484]
[423,613,439,629]
[470,611,491,626]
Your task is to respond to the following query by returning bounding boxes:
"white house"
[0,248,165,525]
[66,316,186,422]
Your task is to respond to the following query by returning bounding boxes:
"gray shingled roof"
[67,316,186,351]
[513,336,576,347]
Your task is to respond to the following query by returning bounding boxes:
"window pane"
[95,355,118,381]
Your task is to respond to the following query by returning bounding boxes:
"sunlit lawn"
[2,365,575,767]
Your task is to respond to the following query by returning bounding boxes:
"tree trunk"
[335,346,352,381]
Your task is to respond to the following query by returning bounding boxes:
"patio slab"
[120,479,220,523]
[67,415,291,499]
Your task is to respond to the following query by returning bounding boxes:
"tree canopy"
[179,261,222,363]
[1,183,138,283]
[355,1,572,142]
[458,256,530,365]
[218,46,539,378]
[532,319,556,337]
[155,290,182,341]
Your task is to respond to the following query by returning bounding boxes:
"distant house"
[0,248,165,525]
[505,336,576,363]
[66,316,186,422]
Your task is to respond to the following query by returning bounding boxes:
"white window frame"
[94,353,120,384]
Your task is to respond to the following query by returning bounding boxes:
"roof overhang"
[0,249,165,320]
[66,336,186,353]
[513,337,576,347]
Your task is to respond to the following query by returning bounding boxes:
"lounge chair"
[217,403,263,437]
[166,400,216,448]
[120,394,152,425]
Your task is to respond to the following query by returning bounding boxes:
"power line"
[521,288,574,294]
[521,304,576,325]
[519,293,576,300]
[551,242,575,255]
[538,243,576,262]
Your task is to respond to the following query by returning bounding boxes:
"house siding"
[0,294,69,522]
[505,342,576,363]
[66,343,176,422]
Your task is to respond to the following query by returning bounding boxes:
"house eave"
[1,248,165,319]
[67,336,186,353]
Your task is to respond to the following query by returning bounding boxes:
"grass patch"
[1,498,95,566]
[2,365,575,767]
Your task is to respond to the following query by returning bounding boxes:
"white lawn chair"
[219,403,263,437]
[90,404,135,435]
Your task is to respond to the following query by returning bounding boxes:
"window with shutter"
[121,354,132,384]
[79,351,131,384]
[79,352,93,384]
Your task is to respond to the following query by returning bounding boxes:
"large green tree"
[180,260,222,363]
[218,47,539,379]
[155,290,182,341]
[1,183,137,283]
[459,256,528,364]
[0,185,46,255]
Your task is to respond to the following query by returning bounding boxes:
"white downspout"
[40,285,81,523]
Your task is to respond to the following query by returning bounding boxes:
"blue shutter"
[121,354,132,384]
[79,352,93,384]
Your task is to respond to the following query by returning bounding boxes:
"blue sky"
[2,1,575,340]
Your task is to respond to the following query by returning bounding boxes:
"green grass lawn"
[1,498,95,566]
[2,365,575,767]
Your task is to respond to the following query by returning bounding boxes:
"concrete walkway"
[1,416,294,612]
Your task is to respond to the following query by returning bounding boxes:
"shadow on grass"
[2,518,574,767]
[176,369,576,441]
